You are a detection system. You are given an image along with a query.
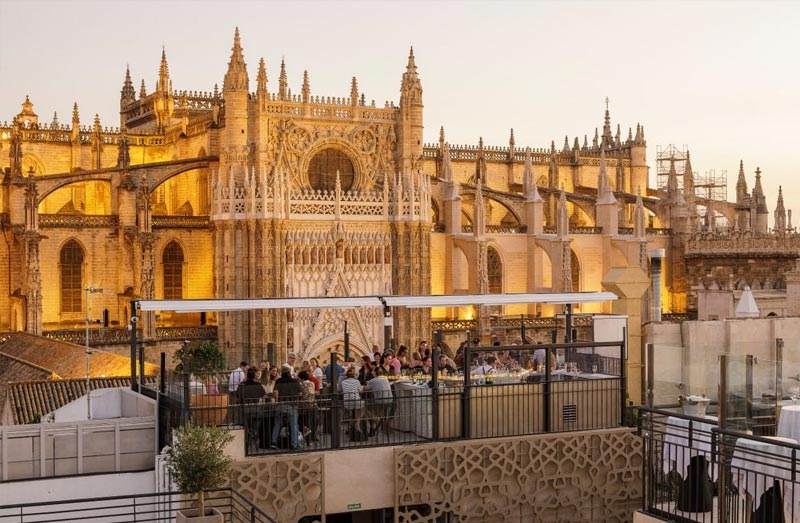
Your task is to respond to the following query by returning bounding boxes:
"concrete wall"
[0,470,155,507]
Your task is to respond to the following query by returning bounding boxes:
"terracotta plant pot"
[192,394,229,426]
[176,507,224,523]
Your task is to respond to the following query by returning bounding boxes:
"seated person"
[271,365,304,450]
[472,356,497,375]
[238,368,267,404]
[358,356,375,385]
[439,355,458,375]
[340,367,365,436]
[365,367,393,405]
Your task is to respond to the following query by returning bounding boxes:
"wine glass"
[790,386,800,405]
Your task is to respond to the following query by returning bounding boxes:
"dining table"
[730,435,800,521]
[662,415,719,481]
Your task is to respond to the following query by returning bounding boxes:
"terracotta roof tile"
[4,376,158,425]
[0,332,157,379]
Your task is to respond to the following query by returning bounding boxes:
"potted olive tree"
[166,423,234,522]
[175,341,229,426]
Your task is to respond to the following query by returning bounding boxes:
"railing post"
[130,300,138,392]
[620,327,627,427]
[745,354,754,430]
[777,337,784,410]
[544,331,555,433]
[250,506,256,523]
[182,372,191,424]
[462,336,471,439]
[330,352,340,449]
[431,346,440,441]
[645,342,654,408]
[718,353,729,523]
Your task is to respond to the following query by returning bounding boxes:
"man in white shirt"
[472,356,497,376]
[285,352,298,377]
[229,361,248,397]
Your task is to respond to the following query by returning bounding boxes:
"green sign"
[347,504,361,511]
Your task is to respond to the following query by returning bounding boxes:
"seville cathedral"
[0,28,797,365]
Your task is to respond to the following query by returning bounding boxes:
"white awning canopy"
[135,292,617,313]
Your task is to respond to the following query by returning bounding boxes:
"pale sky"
[2,0,799,217]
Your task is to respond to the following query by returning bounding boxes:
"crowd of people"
[215,338,603,450]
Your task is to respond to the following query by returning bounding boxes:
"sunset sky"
[2,0,799,217]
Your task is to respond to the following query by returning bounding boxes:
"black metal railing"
[0,488,276,523]
[158,339,626,456]
[639,406,800,523]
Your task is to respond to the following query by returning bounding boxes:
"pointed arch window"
[60,240,84,313]
[163,241,184,299]
[571,249,581,292]
[487,247,503,315]
[308,149,354,192]
[487,247,503,294]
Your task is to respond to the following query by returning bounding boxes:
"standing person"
[228,361,248,403]
[310,357,324,382]
[325,356,344,388]
[285,352,298,376]
[301,360,321,392]
[271,365,303,450]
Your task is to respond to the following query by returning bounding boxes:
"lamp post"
[85,286,103,419]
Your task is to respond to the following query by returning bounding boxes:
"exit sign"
[347,503,361,511]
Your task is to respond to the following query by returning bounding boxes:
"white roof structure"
[135,292,618,313]
[735,286,760,318]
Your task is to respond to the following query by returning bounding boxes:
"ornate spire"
[475,137,487,184]
[278,58,288,100]
[224,27,249,92]
[121,65,136,107]
[562,135,570,154]
[51,111,59,127]
[139,79,147,98]
[257,58,268,98]
[614,124,621,146]
[627,127,633,144]
[509,128,515,148]
[117,128,130,170]
[593,128,599,149]
[439,126,445,146]
[524,148,542,203]
[557,185,569,239]
[775,185,786,233]
[634,187,645,238]
[601,102,613,149]
[754,167,768,212]
[597,150,617,205]
[350,77,359,106]
[301,70,310,103]
[9,120,23,179]
[474,177,486,239]
[706,198,715,233]
[400,46,422,103]
[441,142,453,182]
[666,157,685,206]
[548,152,559,189]
[736,159,749,204]
[157,47,170,93]
[72,102,80,124]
